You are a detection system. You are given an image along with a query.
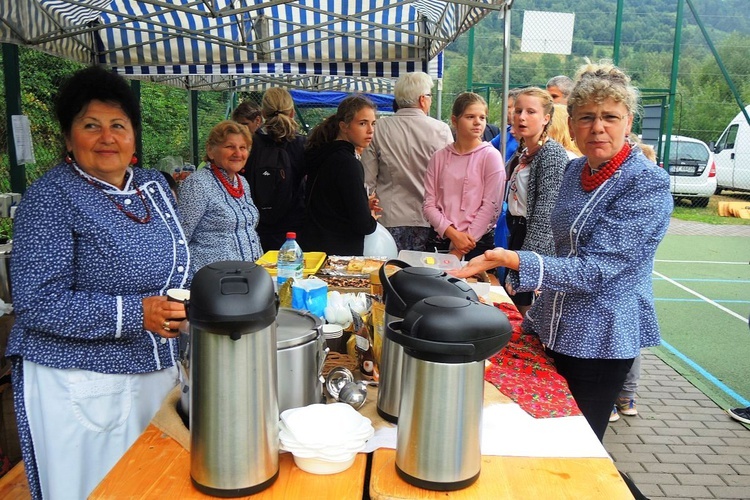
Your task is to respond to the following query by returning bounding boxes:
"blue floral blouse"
[177,166,263,272]
[6,163,190,373]
[508,148,673,359]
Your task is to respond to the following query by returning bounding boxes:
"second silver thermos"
[377,260,477,423]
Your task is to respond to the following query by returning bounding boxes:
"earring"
[65,152,74,164]
[130,154,138,166]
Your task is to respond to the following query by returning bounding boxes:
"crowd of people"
[6,60,689,499]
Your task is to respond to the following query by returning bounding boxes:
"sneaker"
[609,406,620,422]
[616,397,638,416]
[727,406,750,425]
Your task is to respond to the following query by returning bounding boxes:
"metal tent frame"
[1,0,504,192]
[1,0,503,88]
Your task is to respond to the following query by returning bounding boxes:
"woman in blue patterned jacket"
[7,66,190,499]
[178,120,263,272]
[454,62,673,443]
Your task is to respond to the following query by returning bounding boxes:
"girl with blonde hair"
[547,103,581,159]
[242,87,308,250]
[504,87,569,315]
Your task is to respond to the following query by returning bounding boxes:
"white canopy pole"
[436,78,443,119]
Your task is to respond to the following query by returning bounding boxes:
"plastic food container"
[396,250,462,271]
[292,454,357,475]
[256,251,327,277]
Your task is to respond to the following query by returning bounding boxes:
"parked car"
[713,105,750,194]
[661,135,717,207]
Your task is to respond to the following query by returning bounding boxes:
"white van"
[713,105,750,194]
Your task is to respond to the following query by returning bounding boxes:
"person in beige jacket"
[362,72,453,251]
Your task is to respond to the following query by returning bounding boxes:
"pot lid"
[276,308,322,349]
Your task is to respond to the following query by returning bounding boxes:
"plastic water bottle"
[277,232,304,287]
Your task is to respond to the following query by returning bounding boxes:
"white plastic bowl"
[293,453,357,475]
[280,403,373,446]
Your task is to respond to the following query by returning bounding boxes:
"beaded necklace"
[71,164,151,224]
[518,146,538,166]
[210,164,244,198]
[581,143,631,192]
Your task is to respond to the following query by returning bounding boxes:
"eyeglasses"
[573,113,627,127]
[422,93,432,98]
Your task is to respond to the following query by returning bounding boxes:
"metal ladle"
[325,367,354,400]
[337,380,368,410]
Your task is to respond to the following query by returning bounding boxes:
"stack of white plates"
[279,403,374,474]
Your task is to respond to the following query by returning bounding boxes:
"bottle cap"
[286,232,296,239]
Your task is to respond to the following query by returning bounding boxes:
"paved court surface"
[603,218,750,499]
[605,351,750,499]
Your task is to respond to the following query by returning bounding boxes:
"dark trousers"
[506,214,533,307]
[546,350,634,442]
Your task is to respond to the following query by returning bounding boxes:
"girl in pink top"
[423,92,505,260]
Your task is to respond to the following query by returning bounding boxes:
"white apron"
[23,360,178,500]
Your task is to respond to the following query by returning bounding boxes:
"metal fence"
[455,4,750,205]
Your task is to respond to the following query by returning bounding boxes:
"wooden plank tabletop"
[0,462,30,500]
[370,449,633,500]
[89,424,368,499]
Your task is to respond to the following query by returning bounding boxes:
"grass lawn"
[672,191,750,225]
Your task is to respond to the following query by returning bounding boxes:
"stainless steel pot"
[276,308,326,413]
[179,309,327,421]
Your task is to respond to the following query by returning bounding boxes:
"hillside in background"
[441,0,750,143]
[1,0,749,193]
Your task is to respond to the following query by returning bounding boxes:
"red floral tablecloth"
[484,302,581,419]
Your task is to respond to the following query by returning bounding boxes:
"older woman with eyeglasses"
[453,62,673,445]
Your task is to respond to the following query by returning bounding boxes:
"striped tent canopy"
[1,0,502,91]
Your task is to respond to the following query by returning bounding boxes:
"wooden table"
[89,286,632,499]
[89,424,368,499]
[0,462,29,500]
[370,450,632,499]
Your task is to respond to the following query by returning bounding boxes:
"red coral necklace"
[581,143,631,192]
[211,164,244,198]
[72,165,152,224]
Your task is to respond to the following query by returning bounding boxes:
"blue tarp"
[290,89,394,112]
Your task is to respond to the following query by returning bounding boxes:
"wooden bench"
[0,461,30,500]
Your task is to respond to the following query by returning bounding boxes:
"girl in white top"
[505,87,569,315]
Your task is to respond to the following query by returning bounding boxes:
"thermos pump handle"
[380,259,411,312]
